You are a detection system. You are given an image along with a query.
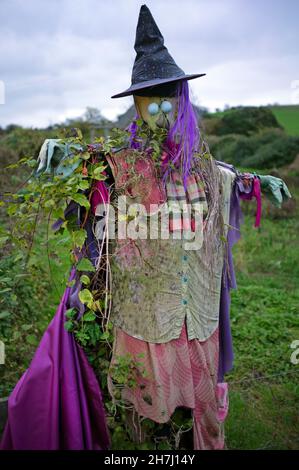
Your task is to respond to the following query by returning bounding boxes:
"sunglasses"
[147,100,173,115]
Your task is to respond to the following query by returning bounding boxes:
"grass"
[226,382,299,449]
[0,177,298,449]
[0,227,72,399]
[225,186,299,449]
[270,105,299,137]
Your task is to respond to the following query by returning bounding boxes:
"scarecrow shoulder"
[216,160,237,192]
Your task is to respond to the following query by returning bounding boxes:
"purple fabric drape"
[0,268,110,450]
[217,173,245,382]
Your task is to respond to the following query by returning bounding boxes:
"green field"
[270,105,299,136]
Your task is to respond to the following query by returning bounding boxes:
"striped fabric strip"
[166,171,208,232]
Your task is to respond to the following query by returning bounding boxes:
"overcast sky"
[0,0,298,127]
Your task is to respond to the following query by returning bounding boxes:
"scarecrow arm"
[255,174,292,208]
[236,171,291,228]
[216,160,292,227]
[35,138,84,178]
[233,166,292,208]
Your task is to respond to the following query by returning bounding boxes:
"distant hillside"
[269,105,299,136]
[115,103,299,137]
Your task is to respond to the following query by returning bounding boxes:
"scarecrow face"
[133,95,178,131]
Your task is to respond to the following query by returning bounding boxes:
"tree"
[83,107,105,125]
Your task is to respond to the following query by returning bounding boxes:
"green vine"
[2,125,196,449]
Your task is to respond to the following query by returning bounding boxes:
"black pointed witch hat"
[111,4,205,99]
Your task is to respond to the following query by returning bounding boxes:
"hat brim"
[111,73,206,99]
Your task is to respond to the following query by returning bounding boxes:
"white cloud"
[0,0,298,127]
[190,54,299,111]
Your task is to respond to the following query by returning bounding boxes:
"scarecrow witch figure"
[1,4,291,450]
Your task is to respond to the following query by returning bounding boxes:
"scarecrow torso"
[104,149,236,343]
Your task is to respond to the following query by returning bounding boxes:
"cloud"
[190,53,299,111]
[0,0,298,127]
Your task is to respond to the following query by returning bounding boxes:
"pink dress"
[110,322,227,449]
[106,149,229,450]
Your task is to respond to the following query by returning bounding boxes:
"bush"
[210,106,281,136]
[243,135,299,169]
[208,129,299,169]
[0,249,51,396]
[201,116,222,135]
[209,134,259,166]
[0,127,54,158]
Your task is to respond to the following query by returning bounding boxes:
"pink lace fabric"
[109,322,228,450]
[106,149,229,448]
[106,149,166,214]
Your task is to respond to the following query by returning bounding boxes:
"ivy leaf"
[72,128,83,140]
[66,176,77,186]
[65,308,76,319]
[6,163,19,169]
[77,258,95,272]
[80,151,91,160]
[64,320,74,331]
[151,140,160,153]
[71,229,87,249]
[52,207,65,220]
[66,213,80,232]
[100,331,110,340]
[92,166,107,181]
[83,311,96,322]
[80,274,91,285]
[78,180,90,190]
[79,289,93,308]
[71,193,90,209]
[157,442,170,450]
[7,205,17,216]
